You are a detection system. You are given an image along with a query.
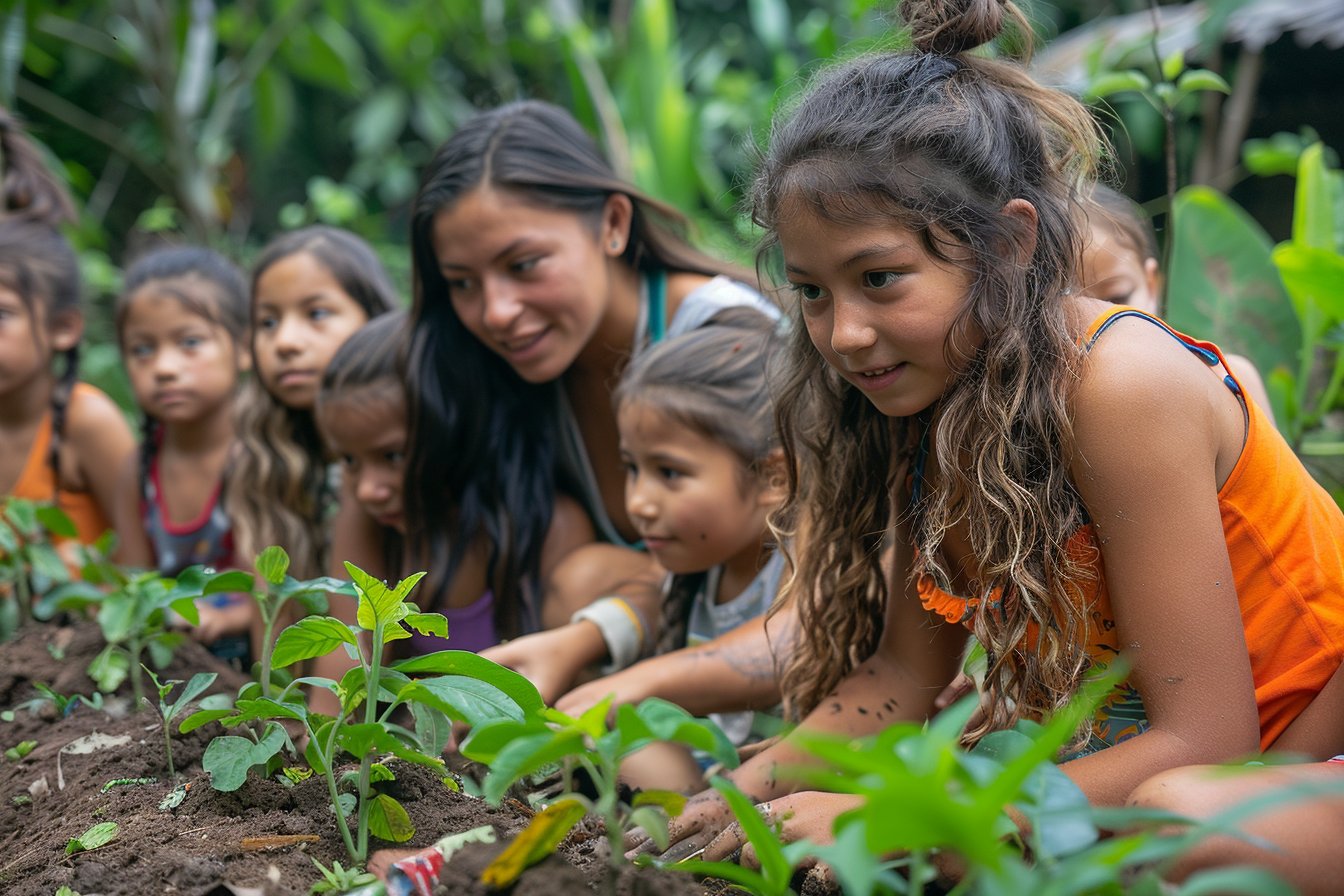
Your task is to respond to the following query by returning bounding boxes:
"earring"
[610,240,621,251]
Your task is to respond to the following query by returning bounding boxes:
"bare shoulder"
[66,385,135,446]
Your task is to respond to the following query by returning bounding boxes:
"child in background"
[109,245,252,658]
[314,310,594,654]
[550,309,788,793]
[649,0,1344,863]
[1080,183,1275,424]
[224,226,399,582]
[0,108,135,556]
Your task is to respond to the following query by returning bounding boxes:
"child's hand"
[554,666,652,719]
[190,597,254,644]
[480,623,603,705]
[625,786,737,862]
[699,791,862,865]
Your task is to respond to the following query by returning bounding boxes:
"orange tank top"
[9,382,114,547]
[918,307,1344,750]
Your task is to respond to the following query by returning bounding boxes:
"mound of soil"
[0,623,728,895]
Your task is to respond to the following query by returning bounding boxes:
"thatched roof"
[1035,0,1344,91]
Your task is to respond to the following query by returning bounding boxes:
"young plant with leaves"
[0,499,77,640]
[188,562,544,865]
[141,666,218,778]
[460,696,739,888]
[37,562,214,705]
[195,545,354,697]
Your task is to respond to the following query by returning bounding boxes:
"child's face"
[775,201,977,419]
[318,388,407,534]
[0,284,79,401]
[121,286,243,425]
[431,186,628,384]
[253,251,371,410]
[618,401,774,575]
[1080,224,1161,315]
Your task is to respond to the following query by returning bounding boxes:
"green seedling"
[4,740,36,761]
[55,887,82,896]
[13,683,104,719]
[0,499,77,640]
[188,562,544,865]
[36,563,209,704]
[461,696,738,888]
[143,666,218,778]
[192,545,355,698]
[65,821,118,856]
[308,859,377,894]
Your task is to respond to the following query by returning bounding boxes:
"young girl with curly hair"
[646,0,1344,865]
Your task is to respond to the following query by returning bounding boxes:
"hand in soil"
[699,791,861,863]
[625,788,736,862]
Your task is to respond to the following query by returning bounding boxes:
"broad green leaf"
[458,717,545,763]
[199,569,256,596]
[255,546,290,585]
[1161,50,1185,82]
[168,596,201,627]
[400,676,526,727]
[1168,186,1299,398]
[66,821,118,855]
[347,563,408,629]
[368,793,415,843]
[28,542,70,587]
[623,700,737,768]
[1294,143,1335,251]
[482,729,587,804]
[402,612,447,639]
[1083,70,1151,101]
[1272,245,1344,321]
[179,708,232,734]
[391,650,544,715]
[88,644,129,693]
[201,734,258,791]
[34,505,77,538]
[1176,69,1230,96]
[4,498,36,533]
[272,616,357,668]
[0,519,17,552]
[165,672,218,722]
[480,799,586,888]
[1175,866,1296,895]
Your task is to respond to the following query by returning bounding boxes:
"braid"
[46,344,79,495]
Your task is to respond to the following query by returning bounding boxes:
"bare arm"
[109,451,152,568]
[555,603,796,718]
[1061,315,1261,805]
[68,389,136,539]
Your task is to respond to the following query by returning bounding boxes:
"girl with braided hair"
[0,107,134,565]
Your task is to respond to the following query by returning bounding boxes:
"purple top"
[407,590,498,655]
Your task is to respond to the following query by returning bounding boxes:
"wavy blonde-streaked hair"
[226,227,399,578]
[759,0,1108,744]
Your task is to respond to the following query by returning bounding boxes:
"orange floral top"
[917,308,1344,751]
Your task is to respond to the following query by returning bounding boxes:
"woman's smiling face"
[776,200,977,418]
[430,186,630,384]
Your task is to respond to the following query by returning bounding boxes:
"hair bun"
[902,0,1008,56]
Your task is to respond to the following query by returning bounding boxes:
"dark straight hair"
[404,100,749,638]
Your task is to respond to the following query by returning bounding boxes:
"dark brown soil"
[0,622,732,895]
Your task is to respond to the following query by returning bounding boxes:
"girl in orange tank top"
[648,0,1344,864]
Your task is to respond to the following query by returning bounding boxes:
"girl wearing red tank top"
[641,0,1344,868]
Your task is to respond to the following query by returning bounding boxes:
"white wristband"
[570,596,646,672]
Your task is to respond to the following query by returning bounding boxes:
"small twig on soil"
[175,824,224,837]
[241,834,322,851]
[0,845,40,874]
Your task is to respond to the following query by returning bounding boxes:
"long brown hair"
[759,0,1106,740]
[405,100,753,637]
[226,227,398,577]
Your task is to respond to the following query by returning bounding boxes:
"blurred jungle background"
[6,0,1343,497]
